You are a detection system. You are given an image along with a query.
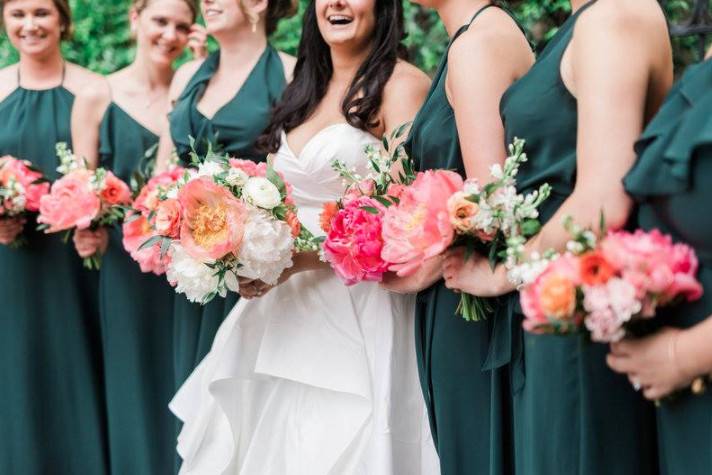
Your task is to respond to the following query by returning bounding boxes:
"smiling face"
[2,0,65,58]
[315,0,376,51]
[132,0,194,67]
[201,0,248,35]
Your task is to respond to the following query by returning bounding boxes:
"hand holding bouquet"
[0,155,50,247]
[37,144,131,269]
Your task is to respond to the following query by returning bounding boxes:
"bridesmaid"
[155,0,297,396]
[0,0,108,472]
[607,45,712,475]
[444,0,672,474]
[70,0,206,473]
[382,0,533,473]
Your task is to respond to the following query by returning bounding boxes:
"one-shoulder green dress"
[0,84,107,473]
[98,103,176,474]
[499,2,657,473]
[404,5,519,473]
[168,47,285,389]
[624,57,712,475]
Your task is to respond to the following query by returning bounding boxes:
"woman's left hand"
[607,327,694,400]
[187,24,208,59]
[442,247,512,297]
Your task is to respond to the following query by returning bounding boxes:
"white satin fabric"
[170,124,440,475]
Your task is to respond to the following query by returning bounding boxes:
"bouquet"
[0,155,50,247]
[140,146,316,304]
[122,166,185,275]
[319,124,416,285]
[382,138,551,321]
[37,143,131,269]
[516,218,703,342]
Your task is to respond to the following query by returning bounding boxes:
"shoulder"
[277,51,297,82]
[170,58,205,98]
[0,65,18,102]
[575,0,668,43]
[383,61,430,105]
[64,63,111,109]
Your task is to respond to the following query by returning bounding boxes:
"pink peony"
[323,196,389,285]
[178,177,247,262]
[229,159,267,177]
[344,179,376,202]
[381,170,464,276]
[38,170,100,232]
[122,213,170,275]
[100,172,132,205]
[154,199,182,238]
[667,243,703,301]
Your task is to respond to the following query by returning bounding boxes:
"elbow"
[599,193,634,232]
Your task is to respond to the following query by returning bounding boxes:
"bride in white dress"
[169,0,439,474]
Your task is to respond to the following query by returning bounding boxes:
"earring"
[250,17,258,33]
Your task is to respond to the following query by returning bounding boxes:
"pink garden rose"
[381,170,464,276]
[0,157,49,212]
[154,198,182,238]
[178,176,247,262]
[100,172,132,205]
[323,196,389,285]
[38,170,100,232]
[122,213,170,275]
[229,158,267,177]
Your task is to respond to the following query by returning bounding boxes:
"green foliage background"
[0,0,710,75]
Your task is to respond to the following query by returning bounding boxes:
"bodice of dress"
[272,123,380,235]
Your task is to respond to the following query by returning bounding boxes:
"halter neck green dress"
[404,5,518,473]
[624,57,712,475]
[98,103,176,474]
[0,83,107,473]
[499,2,657,473]
[168,47,285,390]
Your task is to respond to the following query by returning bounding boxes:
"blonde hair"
[132,0,198,22]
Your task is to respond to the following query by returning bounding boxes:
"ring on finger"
[631,378,642,391]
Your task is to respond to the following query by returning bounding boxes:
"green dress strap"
[624,58,712,475]
[0,86,108,474]
[499,2,658,474]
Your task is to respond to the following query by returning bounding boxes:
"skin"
[379,0,534,294]
[239,0,431,299]
[71,0,206,259]
[0,0,107,245]
[606,43,712,401]
[443,0,673,298]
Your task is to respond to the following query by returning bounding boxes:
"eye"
[9,10,25,18]
[152,16,169,27]
[34,8,51,17]
[176,23,191,34]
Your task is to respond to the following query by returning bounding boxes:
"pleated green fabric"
[0,86,108,474]
[499,2,658,473]
[98,103,176,474]
[624,57,712,475]
[404,5,514,474]
[168,46,285,388]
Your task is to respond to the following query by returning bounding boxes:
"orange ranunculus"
[178,177,247,262]
[539,272,577,320]
[100,172,132,205]
[579,251,616,285]
[320,201,339,234]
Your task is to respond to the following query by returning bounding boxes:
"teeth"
[328,15,353,23]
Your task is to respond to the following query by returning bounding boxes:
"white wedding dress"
[170,123,440,475]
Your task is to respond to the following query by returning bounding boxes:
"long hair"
[258,0,406,153]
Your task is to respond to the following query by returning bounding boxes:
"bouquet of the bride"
[139,146,315,304]
[0,155,50,247]
[38,143,132,269]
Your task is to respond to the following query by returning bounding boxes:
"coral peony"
[178,177,247,262]
[38,170,100,232]
[381,170,463,276]
[122,213,170,275]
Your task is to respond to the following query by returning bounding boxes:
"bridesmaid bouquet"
[516,218,703,342]
[382,138,551,321]
[0,155,50,247]
[37,144,131,269]
[139,147,315,304]
[319,125,416,285]
[122,166,185,275]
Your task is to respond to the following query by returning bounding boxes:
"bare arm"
[70,78,111,169]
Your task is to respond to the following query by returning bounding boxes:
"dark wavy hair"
[258,0,406,153]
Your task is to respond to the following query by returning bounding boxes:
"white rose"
[236,209,294,285]
[197,161,224,178]
[225,168,249,188]
[243,177,282,210]
[166,244,225,303]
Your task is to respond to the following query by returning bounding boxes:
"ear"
[128,7,141,33]
[242,0,269,17]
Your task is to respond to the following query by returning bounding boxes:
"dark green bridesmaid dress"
[0,82,108,473]
[499,2,657,473]
[168,47,285,389]
[404,5,518,473]
[624,57,712,475]
[98,103,176,474]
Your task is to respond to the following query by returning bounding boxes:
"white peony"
[243,177,282,210]
[236,209,294,285]
[225,168,249,188]
[197,161,224,178]
[166,244,225,303]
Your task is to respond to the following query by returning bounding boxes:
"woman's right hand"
[380,255,444,294]
[187,24,208,59]
[73,228,109,258]
[0,217,25,245]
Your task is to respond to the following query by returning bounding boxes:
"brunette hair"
[132,0,199,22]
[258,0,406,153]
[1,0,73,40]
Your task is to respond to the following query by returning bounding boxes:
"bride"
[169,0,439,473]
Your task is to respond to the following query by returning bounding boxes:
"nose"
[163,24,177,41]
[328,0,346,9]
[22,16,38,31]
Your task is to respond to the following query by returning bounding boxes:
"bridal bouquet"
[122,166,185,275]
[382,138,551,321]
[319,125,416,285]
[37,144,131,269]
[0,155,50,247]
[516,218,703,342]
[140,147,314,304]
